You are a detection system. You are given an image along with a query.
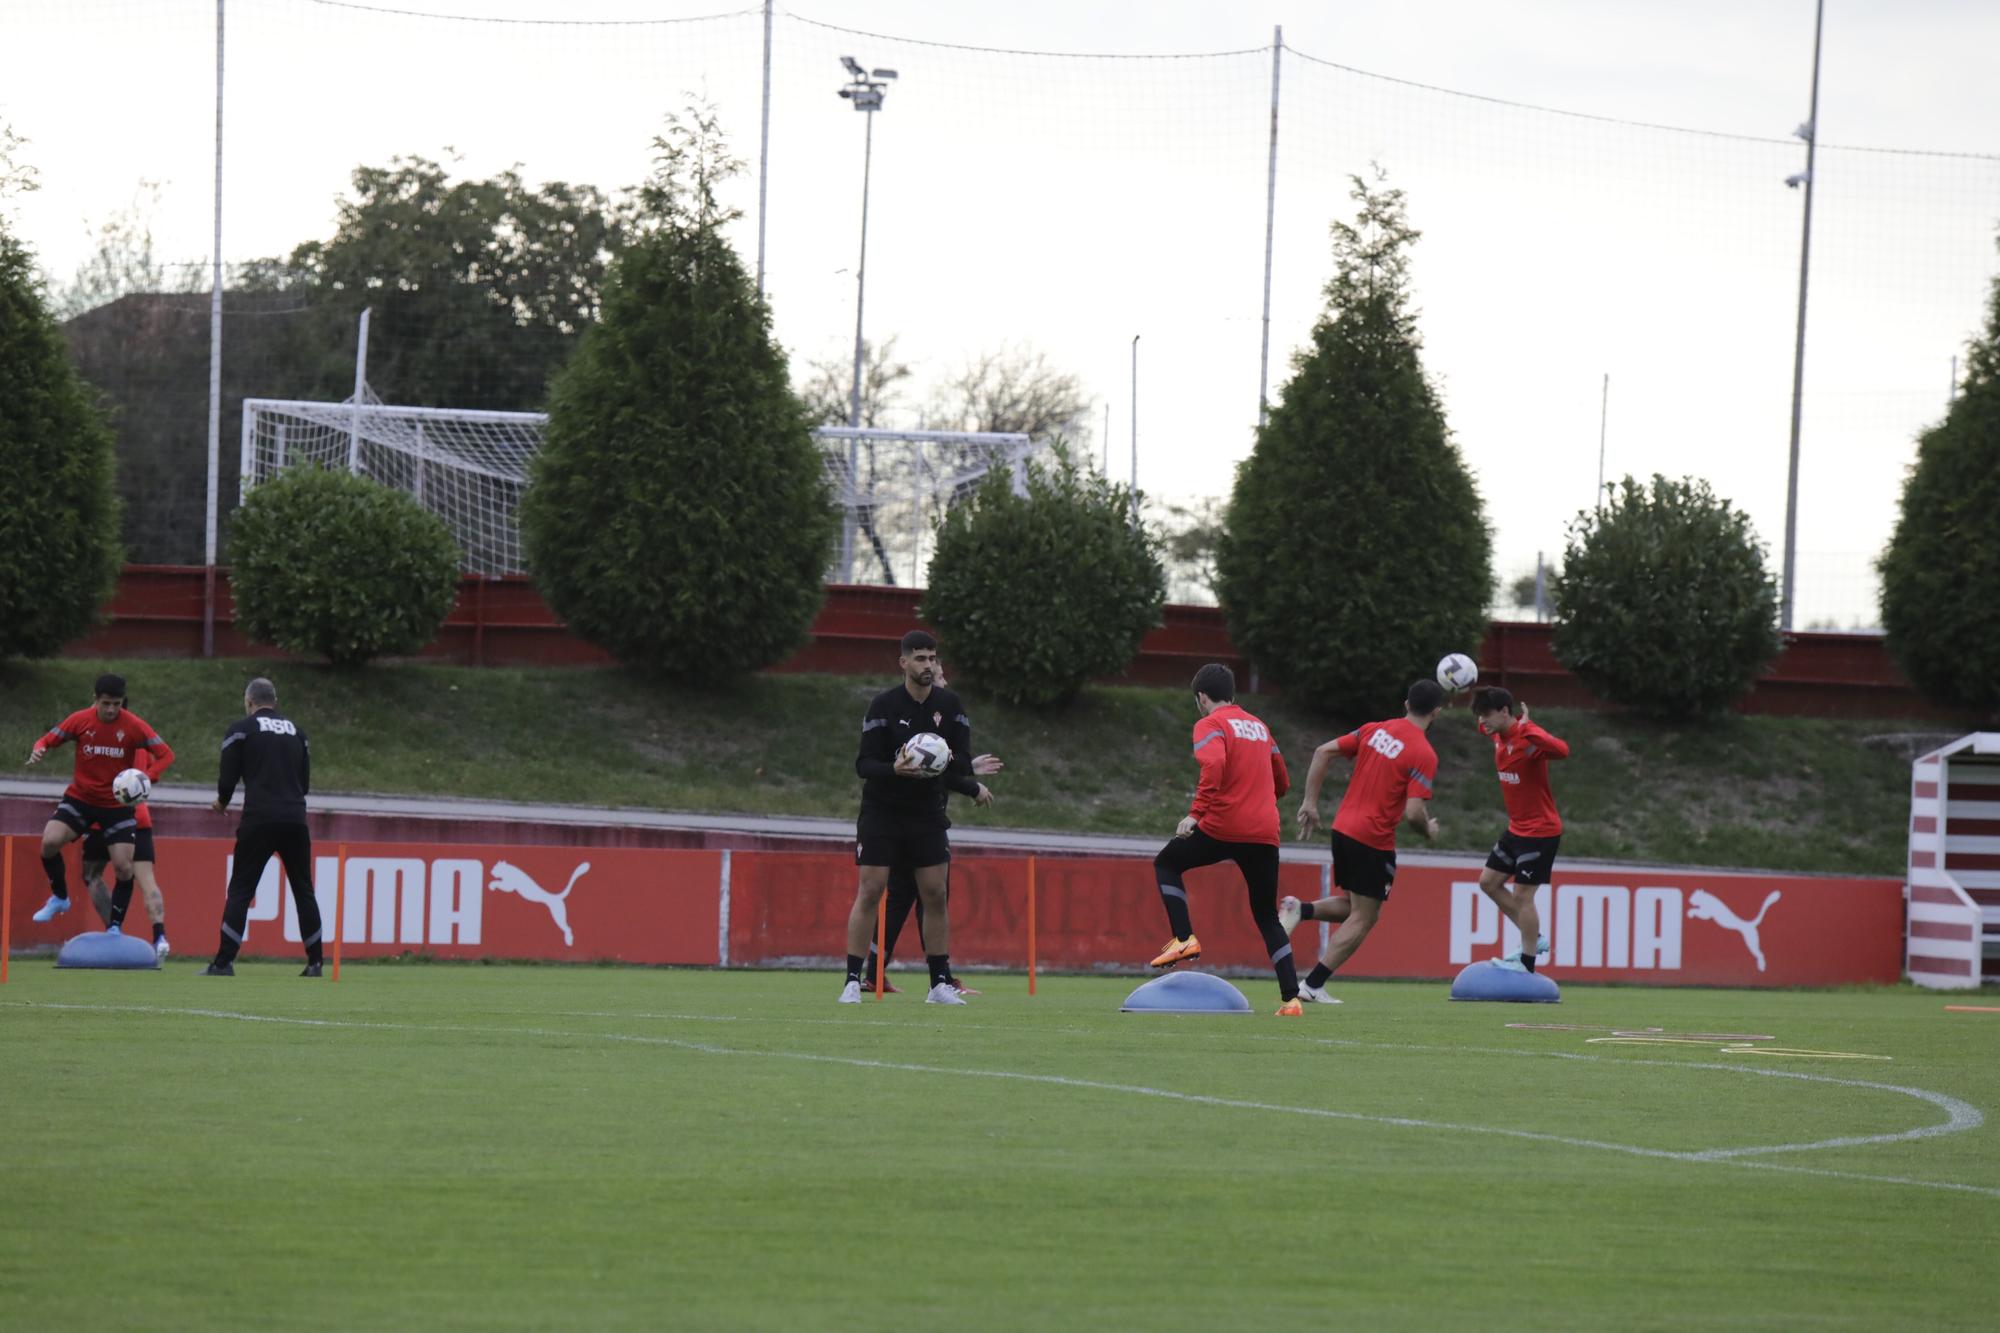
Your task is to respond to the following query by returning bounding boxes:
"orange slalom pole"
[1026,855,1037,996]
[2,834,14,985]
[874,893,886,999]
[331,843,345,982]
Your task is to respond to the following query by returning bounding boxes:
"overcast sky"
[4,0,1998,625]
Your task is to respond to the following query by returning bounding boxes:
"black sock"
[926,954,952,988]
[1299,900,1317,921]
[861,946,878,984]
[1305,963,1333,988]
[42,855,67,898]
[1158,887,1194,940]
[1276,956,1299,1002]
[1521,953,1537,973]
[109,877,134,928]
[845,954,863,984]
[152,922,167,944]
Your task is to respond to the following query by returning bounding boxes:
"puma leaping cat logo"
[1687,889,1781,973]
[489,861,588,947]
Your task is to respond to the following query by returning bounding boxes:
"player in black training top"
[203,677,324,977]
[840,630,993,1006]
[860,658,1002,995]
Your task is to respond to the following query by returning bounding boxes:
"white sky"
[4,0,1999,626]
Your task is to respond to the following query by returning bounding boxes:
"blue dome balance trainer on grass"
[1450,960,1559,1002]
[1121,970,1253,1013]
[55,930,160,970]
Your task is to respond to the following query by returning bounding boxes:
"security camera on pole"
[837,54,899,583]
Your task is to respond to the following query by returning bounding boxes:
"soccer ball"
[111,768,151,805]
[1435,653,1479,692]
[900,732,952,776]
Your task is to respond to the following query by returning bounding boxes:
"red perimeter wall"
[68,565,1937,718]
[1,832,1902,987]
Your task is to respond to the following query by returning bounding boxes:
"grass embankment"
[0,657,1933,873]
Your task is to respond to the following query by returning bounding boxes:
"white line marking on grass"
[9,1000,1994,1200]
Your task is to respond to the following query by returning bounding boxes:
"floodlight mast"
[837,55,899,580]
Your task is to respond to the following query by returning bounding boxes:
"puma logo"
[488,861,588,947]
[1687,889,1781,973]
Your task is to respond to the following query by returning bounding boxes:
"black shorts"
[83,828,155,864]
[856,823,951,870]
[52,798,140,847]
[1486,831,1561,885]
[1330,830,1397,901]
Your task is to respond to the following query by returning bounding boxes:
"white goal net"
[240,399,1036,584]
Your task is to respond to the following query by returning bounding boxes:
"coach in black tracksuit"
[204,677,324,977]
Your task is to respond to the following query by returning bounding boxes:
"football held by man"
[1472,687,1568,973]
[1282,679,1444,1003]
[1149,664,1302,1016]
[24,673,174,926]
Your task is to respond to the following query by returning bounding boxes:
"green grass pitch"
[3,964,1995,1330]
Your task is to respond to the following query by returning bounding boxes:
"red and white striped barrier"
[1906,733,2000,989]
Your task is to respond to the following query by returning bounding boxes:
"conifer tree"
[1880,234,2000,717]
[521,106,834,678]
[1216,173,1491,715]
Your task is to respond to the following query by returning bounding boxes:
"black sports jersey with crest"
[855,683,979,830]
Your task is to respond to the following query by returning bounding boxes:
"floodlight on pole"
[837,54,898,581]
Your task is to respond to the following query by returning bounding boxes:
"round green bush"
[1550,474,1779,718]
[0,227,122,658]
[1879,262,2000,718]
[922,446,1164,706]
[229,464,461,666]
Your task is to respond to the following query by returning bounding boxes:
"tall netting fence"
[7,3,1997,626]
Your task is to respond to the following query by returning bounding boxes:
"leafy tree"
[48,181,203,320]
[229,465,460,667]
[1880,242,2000,716]
[1,120,39,202]
[928,343,1088,438]
[1550,474,1779,718]
[923,444,1163,706]
[264,155,630,410]
[1153,496,1225,605]
[1215,172,1492,715]
[800,335,912,428]
[520,105,834,679]
[0,219,122,659]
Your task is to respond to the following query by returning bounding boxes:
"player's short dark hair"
[1406,679,1445,716]
[246,677,278,707]
[899,629,937,656]
[1191,663,1235,702]
[93,673,126,700]
[1471,686,1515,716]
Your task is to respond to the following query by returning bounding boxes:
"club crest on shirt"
[933,712,942,727]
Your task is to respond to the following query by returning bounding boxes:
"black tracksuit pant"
[214,822,322,965]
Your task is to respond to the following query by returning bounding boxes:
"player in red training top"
[1280,678,1445,1004]
[80,740,172,959]
[23,673,175,925]
[1148,664,1303,1016]
[1471,686,1568,973]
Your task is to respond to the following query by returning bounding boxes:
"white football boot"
[924,982,968,1005]
[1297,982,1341,1005]
[837,980,862,1004]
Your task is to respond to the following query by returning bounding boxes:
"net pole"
[2,834,14,984]
[202,0,226,659]
[1027,855,1036,996]
[873,894,886,999]
[1256,25,1282,428]
[332,843,345,982]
